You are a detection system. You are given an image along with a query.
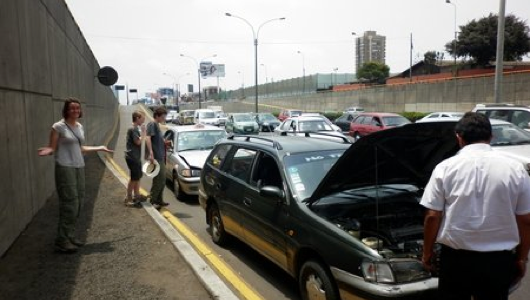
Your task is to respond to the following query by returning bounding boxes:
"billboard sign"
[199,62,225,78]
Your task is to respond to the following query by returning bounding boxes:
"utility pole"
[494,0,506,103]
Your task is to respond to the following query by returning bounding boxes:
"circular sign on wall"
[97,66,118,86]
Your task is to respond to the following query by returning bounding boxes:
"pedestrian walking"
[38,98,113,253]
[421,112,530,300]
[145,106,169,209]
[124,110,147,207]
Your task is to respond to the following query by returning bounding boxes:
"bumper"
[331,267,438,299]
[178,175,200,195]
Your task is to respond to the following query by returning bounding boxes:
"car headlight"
[180,169,201,177]
[361,260,430,284]
[361,261,395,283]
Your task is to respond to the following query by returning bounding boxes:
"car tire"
[299,260,339,300]
[173,174,187,201]
[354,132,361,141]
[209,203,229,245]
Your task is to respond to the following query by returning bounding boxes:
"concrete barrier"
[0,0,118,256]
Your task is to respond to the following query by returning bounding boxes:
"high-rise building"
[356,31,386,71]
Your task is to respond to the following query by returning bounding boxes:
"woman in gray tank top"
[38,98,113,253]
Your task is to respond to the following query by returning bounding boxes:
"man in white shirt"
[421,112,530,300]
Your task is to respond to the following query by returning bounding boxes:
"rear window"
[382,116,410,126]
[291,110,303,117]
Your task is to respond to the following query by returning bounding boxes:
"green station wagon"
[198,123,460,300]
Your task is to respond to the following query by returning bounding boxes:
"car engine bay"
[311,184,426,259]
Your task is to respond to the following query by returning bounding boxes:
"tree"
[446,13,530,66]
[424,51,437,65]
[356,62,390,83]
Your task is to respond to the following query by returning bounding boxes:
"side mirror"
[260,186,285,201]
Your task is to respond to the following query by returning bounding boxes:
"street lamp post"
[351,32,357,74]
[225,12,286,113]
[446,0,457,75]
[332,68,339,87]
[238,71,245,98]
[176,73,190,107]
[260,63,268,95]
[297,50,306,94]
[162,72,177,105]
[180,53,217,109]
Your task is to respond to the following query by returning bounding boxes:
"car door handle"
[243,198,252,207]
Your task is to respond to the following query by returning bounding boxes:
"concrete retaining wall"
[0,0,118,256]
[192,71,530,114]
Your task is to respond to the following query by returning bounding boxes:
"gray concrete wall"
[0,0,118,256]
[208,72,530,114]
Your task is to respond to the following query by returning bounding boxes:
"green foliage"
[445,13,530,66]
[322,111,343,121]
[401,111,430,122]
[356,62,390,83]
[424,51,437,65]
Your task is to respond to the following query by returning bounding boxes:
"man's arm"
[515,213,530,281]
[422,209,442,271]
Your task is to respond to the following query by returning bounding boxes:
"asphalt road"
[119,104,530,300]
[117,105,299,300]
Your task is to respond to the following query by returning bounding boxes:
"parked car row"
[159,104,530,300]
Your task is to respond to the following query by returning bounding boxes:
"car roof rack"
[475,103,520,107]
[227,135,283,150]
[279,131,351,144]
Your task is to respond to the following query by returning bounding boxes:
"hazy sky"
[64,0,528,101]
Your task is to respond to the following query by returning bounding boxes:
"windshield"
[284,149,346,201]
[177,130,227,151]
[216,111,226,118]
[491,123,530,146]
[234,114,254,122]
[182,111,194,117]
[298,120,334,131]
[199,111,215,118]
[291,110,303,117]
[382,116,410,126]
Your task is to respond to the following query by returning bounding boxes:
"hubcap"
[173,177,180,197]
[305,274,326,300]
[212,213,221,240]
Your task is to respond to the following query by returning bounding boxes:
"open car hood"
[310,122,460,202]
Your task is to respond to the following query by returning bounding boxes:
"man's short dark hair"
[455,112,492,144]
[153,106,167,118]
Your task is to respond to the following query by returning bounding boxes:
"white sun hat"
[142,160,160,178]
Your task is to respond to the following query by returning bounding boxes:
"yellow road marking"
[161,209,265,300]
[102,107,263,299]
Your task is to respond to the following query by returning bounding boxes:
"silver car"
[164,124,227,200]
[275,116,348,139]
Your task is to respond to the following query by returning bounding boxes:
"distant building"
[356,31,386,71]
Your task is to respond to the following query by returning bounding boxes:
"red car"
[349,112,411,141]
[278,109,303,122]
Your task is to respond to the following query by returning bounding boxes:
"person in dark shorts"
[124,110,146,206]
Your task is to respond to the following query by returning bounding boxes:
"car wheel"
[209,203,229,245]
[299,260,339,300]
[354,132,361,141]
[173,174,187,201]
